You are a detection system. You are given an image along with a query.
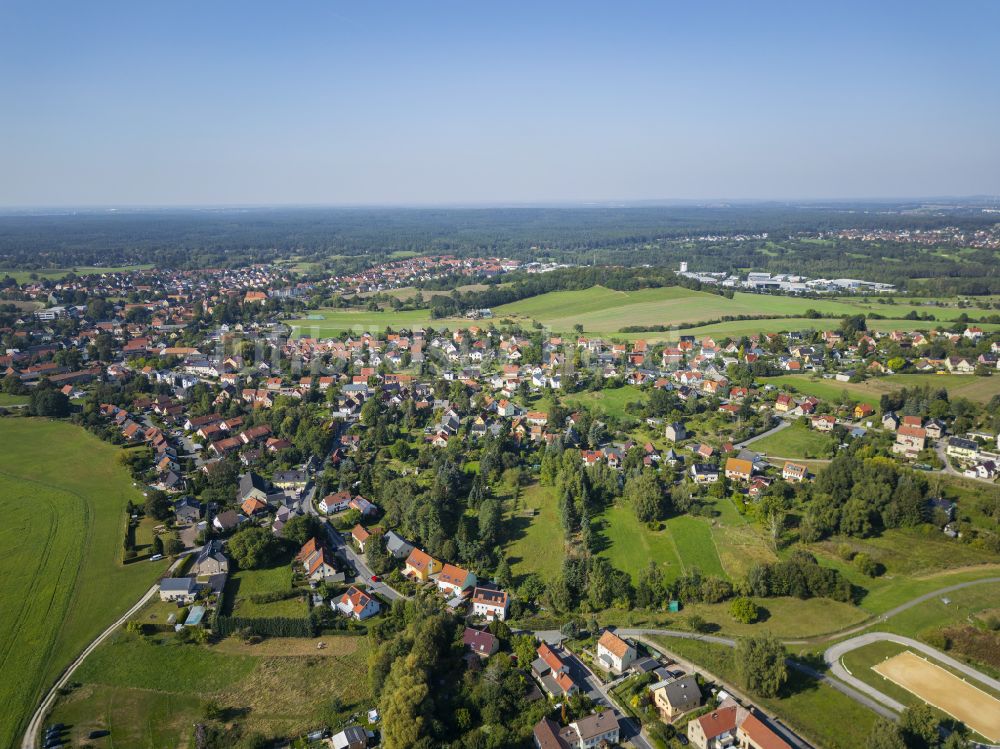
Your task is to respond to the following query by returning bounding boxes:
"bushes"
[729,597,759,624]
[248,589,304,605]
[745,550,854,602]
[214,615,315,638]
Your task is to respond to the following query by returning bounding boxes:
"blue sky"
[1,1,998,205]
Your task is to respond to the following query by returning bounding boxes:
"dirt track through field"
[872,650,1000,741]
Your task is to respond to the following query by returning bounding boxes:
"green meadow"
[0,419,168,749]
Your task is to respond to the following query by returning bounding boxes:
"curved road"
[21,551,197,749]
[824,632,1000,714]
[21,561,1000,748]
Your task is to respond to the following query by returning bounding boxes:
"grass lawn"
[595,504,683,583]
[652,636,877,749]
[761,373,1000,406]
[492,286,934,334]
[283,307,466,336]
[224,551,308,619]
[0,419,169,749]
[50,633,372,747]
[748,421,837,459]
[0,393,29,406]
[504,482,564,584]
[563,385,647,421]
[702,497,779,580]
[864,581,1000,644]
[808,527,1000,614]
[0,264,154,283]
[759,375,883,408]
[665,514,727,578]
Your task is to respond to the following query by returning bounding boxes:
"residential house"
[782,462,808,482]
[690,464,720,484]
[946,436,979,462]
[159,577,198,603]
[192,540,229,576]
[882,411,900,431]
[596,629,636,675]
[737,712,792,749]
[664,422,687,443]
[724,457,753,482]
[811,414,836,432]
[238,471,269,503]
[384,531,415,559]
[351,524,371,552]
[319,490,353,514]
[404,548,442,581]
[212,509,240,532]
[471,587,509,621]
[463,627,499,658]
[330,726,372,749]
[335,586,380,620]
[567,710,620,749]
[651,674,702,721]
[688,706,738,749]
[532,642,578,698]
[892,425,926,459]
[437,563,477,596]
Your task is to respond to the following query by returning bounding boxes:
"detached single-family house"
[724,457,753,482]
[404,548,442,581]
[159,576,198,603]
[688,706,738,749]
[946,436,979,462]
[471,587,509,621]
[690,464,719,484]
[463,627,499,658]
[335,585,380,620]
[319,490,352,514]
[782,462,808,482]
[652,674,702,720]
[437,563,477,595]
[596,630,636,675]
[192,539,229,575]
[664,422,687,443]
[330,725,372,749]
[567,710,620,749]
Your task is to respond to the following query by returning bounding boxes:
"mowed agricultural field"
[50,633,372,747]
[0,419,168,749]
[761,373,1000,406]
[0,264,154,283]
[286,285,1000,339]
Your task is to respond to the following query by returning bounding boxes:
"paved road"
[824,632,1000,714]
[324,522,405,602]
[734,417,789,449]
[560,647,653,749]
[21,550,197,749]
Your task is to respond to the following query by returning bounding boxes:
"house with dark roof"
[463,627,499,658]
